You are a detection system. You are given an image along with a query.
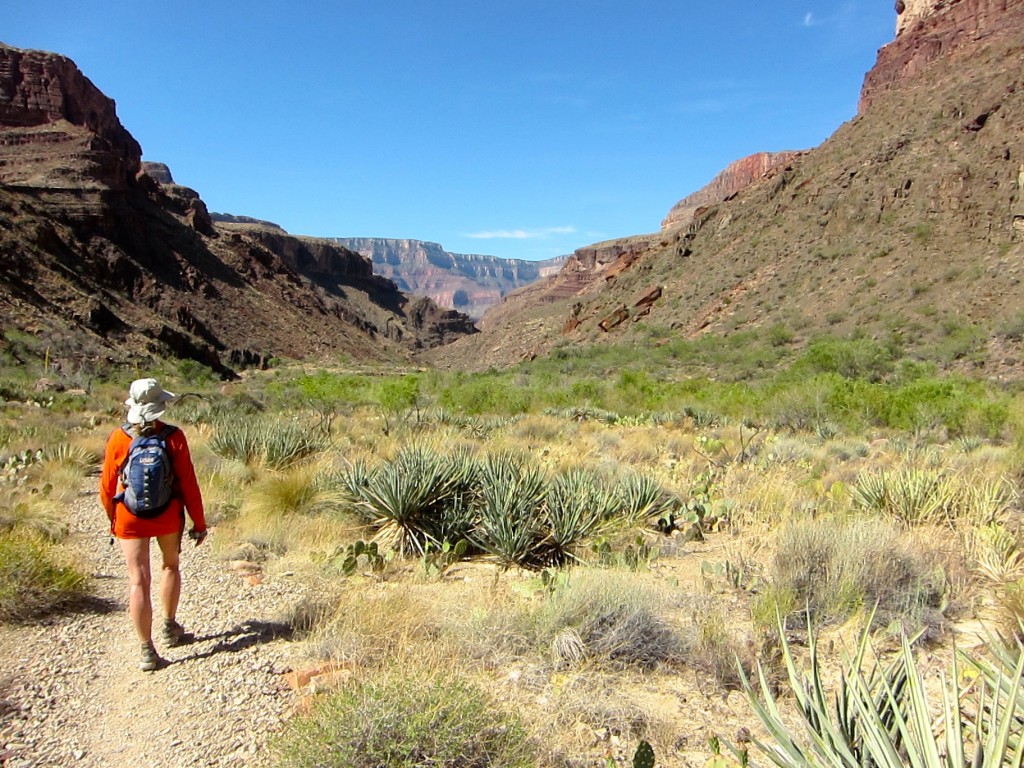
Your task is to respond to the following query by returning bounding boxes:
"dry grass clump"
[303,584,449,666]
[215,461,354,559]
[535,570,683,670]
[753,516,948,634]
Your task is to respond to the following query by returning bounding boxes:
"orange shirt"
[99,421,206,539]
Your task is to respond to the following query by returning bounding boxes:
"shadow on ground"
[171,620,294,665]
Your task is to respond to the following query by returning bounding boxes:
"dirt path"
[0,487,309,767]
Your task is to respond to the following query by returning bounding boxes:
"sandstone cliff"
[661,152,805,231]
[861,0,1024,112]
[0,43,475,377]
[332,237,565,320]
[0,44,140,190]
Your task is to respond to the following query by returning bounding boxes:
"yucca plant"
[736,612,1024,768]
[543,467,618,565]
[209,417,326,469]
[851,469,955,526]
[471,453,546,568]
[617,472,680,530]
[352,446,467,557]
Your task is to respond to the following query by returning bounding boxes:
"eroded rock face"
[861,0,1024,112]
[333,237,565,320]
[0,42,141,189]
[662,152,804,231]
[0,44,477,375]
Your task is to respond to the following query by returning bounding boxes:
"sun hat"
[124,378,175,425]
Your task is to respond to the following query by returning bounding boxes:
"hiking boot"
[162,619,188,647]
[139,642,162,672]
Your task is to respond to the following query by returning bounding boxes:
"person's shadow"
[167,620,294,665]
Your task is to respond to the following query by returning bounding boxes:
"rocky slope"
[0,43,475,379]
[660,151,806,231]
[428,0,1024,374]
[331,238,565,320]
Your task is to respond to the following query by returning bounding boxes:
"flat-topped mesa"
[861,0,1024,113]
[661,151,804,231]
[0,42,141,189]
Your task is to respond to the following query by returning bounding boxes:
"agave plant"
[543,467,618,565]
[736,612,1024,768]
[471,453,546,569]
[351,446,465,557]
[209,417,326,469]
[616,472,679,530]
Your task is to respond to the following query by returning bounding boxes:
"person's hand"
[188,528,208,547]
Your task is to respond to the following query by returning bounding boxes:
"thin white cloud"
[803,12,820,27]
[465,226,577,240]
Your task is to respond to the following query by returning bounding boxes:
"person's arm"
[98,430,121,532]
[169,428,207,534]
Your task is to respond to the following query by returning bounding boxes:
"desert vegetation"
[3,329,1024,766]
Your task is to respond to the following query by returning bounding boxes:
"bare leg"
[156,531,182,623]
[119,537,153,643]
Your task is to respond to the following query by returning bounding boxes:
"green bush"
[0,530,88,622]
[274,670,535,768]
[795,336,897,382]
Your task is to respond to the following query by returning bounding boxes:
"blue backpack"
[116,423,178,518]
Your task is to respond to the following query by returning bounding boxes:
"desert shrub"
[795,336,896,382]
[274,669,535,768]
[438,373,531,415]
[752,517,947,632]
[0,530,88,622]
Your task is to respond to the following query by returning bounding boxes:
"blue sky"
[5,1,895,261]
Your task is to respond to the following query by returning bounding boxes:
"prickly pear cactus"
[632,740,655,768]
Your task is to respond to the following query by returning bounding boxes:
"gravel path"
[0,487,310,767]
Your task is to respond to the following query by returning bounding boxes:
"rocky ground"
[0,488,311,767]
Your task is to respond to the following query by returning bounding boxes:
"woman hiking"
[99,378,208,671]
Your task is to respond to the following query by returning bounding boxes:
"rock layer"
[661,151,805,231]
[0,43,141,189]
[861,0,1024,112]
[333,237,565,319]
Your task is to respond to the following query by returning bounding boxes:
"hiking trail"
[0,485,309,767]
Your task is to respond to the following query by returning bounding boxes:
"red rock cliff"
[0,42,141,189]
[860,0,1024,113]
[661,151,803,230]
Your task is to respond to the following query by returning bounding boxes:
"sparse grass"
[0,530,88,622]
[274,668,535,768]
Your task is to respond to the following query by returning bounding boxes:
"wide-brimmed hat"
[124,378,175,425]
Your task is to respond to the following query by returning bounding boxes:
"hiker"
[99,378,208,671]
